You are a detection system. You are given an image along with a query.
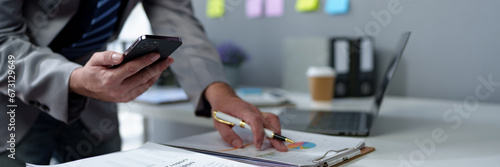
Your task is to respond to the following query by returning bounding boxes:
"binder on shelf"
[330,37,375,98]
[166,128,375,167]
[357,37,375,96]
[330,38,351,98]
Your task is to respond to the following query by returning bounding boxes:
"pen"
[212,111,294,144]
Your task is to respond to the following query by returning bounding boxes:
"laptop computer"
[278,32,411,136]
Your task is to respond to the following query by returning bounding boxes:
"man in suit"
[0,0,287,166]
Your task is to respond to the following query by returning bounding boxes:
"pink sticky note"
[246,0,263,19]
[265,0,284,17]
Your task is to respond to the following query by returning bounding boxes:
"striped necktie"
[59,0,122,60]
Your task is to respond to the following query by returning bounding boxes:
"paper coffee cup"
[306,66,336,101]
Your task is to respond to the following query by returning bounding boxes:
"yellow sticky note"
[207,0,225,18]
[295,0,319,12]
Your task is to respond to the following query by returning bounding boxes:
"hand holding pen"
[204,83,288,152]
[213,111,294,144]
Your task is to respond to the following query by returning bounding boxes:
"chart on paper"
[287,142,317,149]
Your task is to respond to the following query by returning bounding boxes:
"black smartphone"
[115,35,182,67]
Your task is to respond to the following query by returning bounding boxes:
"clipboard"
[331,147,375,167]
[165,129,375,166]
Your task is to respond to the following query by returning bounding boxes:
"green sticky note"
[295,0,319,12]
[207,0,225,18]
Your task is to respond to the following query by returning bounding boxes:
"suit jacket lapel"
[111,0,141,40]
[26,0,141,46]
[24,0,80,46]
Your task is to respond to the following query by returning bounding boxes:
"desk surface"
[349,97,500,166]
[119,93,500,166]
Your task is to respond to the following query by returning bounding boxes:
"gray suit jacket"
[0,0,226,151]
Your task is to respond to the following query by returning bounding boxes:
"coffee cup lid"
[306,66,335,77]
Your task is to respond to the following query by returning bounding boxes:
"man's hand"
[69,51,173,102]
[205,82,288,152]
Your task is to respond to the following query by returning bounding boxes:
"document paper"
[166,128,365,166]
[27,142,255,167]
[134,87,189,104]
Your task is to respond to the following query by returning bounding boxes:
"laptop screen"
[373,32,411,113]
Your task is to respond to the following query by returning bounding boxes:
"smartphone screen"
[115,35,182,67]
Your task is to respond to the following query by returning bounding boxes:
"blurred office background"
[114,0,500,103]
[114,0,500,150]
[190,0,500,103]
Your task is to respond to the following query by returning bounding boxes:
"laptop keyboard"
[307,112,360,131]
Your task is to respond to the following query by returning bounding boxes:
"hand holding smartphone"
[114,35,182,67]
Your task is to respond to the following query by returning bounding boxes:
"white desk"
[119,94,500,166]
[348,97,500,166]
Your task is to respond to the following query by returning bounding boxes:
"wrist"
[69,67,84,94]
[204,82,239,108]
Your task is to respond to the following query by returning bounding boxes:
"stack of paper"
[166,128,371,166]
[27,142,255,167]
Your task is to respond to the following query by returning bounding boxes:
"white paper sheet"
[27,142,255,167]
[166,129,365,166]
[134,87,188,104]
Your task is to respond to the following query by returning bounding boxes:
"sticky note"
[295,0,319,12]
[265,0,284,17]
[325,0,350,15]
[246,0,263,18]
[207,0,225,18]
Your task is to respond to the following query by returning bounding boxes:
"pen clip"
[212,111,235,126]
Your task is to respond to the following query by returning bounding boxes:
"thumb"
[88,51,123,66]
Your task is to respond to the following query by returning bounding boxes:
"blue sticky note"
[325,0,350,15]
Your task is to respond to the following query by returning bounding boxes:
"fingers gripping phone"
[114,35,182,67]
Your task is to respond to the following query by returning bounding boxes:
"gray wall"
[191,0,500,103]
